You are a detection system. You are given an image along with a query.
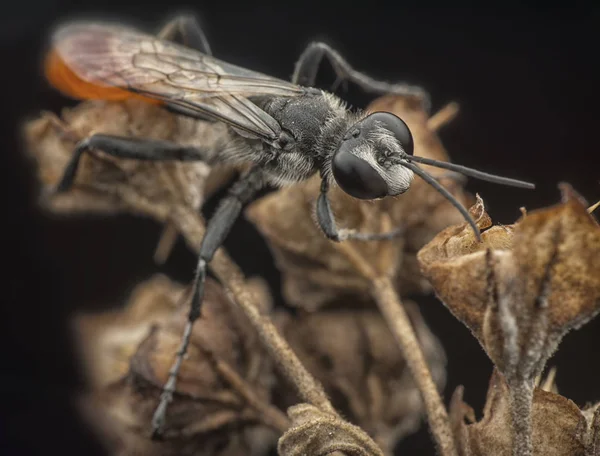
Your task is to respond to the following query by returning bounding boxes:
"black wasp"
[46,14,534,437]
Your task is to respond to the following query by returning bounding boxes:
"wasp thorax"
[332,112,415,200]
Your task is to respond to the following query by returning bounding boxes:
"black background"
[1,2,599,455]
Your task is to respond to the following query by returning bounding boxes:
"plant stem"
[153,220,179,264]
[334,239,457,456]
[209,352,292,432]
[371,276,458,456]
[173,207,337,417]
[427,102,460,131]
[507,381,534,456]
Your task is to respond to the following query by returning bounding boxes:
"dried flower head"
[73,274,284,456]
[246,94,471,310]
[418,184,600,455]
[22,98,235,222]
[274,301,446,455]
[417,185,600,382]
[278,403,385,456]
[449,369,600,456]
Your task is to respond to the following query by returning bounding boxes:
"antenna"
[400,156,535,241]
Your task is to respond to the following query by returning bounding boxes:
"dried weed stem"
[371,277,457,456]
[507,382,534,456]
[204,347,292,432]
[153,220,179,264]
[427,102,460,132]
[335,241,457,456]
[172,207,337,417]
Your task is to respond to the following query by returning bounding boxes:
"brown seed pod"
[246,93,471,311]
[418,184,600,455]
[274,300,446,455]
[73,274,284,456]
[417,185,600,383]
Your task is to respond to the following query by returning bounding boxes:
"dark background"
[1,2,599,455]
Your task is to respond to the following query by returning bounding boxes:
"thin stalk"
[427,102,460,132]
[334,241,457,456]
[371,276,457,456]
[507,381,534,456]
[173,207,337,417]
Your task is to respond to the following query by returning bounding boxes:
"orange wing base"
[44,49,161,105]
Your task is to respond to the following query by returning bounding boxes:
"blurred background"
[1,2,599,455]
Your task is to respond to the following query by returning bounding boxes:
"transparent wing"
[50,21,307,140]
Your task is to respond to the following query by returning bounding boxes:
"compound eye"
[332,146,388,200]
[365,112,414,155]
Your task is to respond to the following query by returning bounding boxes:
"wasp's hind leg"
[157,13,212,55]
[56,134,210,193]
[292,41,430,110]
[316,178,405,242]
[151,166,264,438]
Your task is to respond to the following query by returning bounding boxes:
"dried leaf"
[246,94,472,310]
[275,301,446,455]
[417,185,600,383]
[450,370,588,456]
[22,99,234,221]
[277,403,384,456]
[73,274,278,455]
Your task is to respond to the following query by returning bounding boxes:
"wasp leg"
[151,166,264,438]
[292,41,430,110]
[316,178,405,242]
[157,13,212,55]
[56,134,210,193]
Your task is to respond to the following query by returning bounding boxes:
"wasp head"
[332,112,415,200]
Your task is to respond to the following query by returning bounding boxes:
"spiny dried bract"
[246,93,471,310]
[274,301,446,455]
[22,98,234,220]
[417,185,600,384]
[449,370,597,456]
[277,404,385,456]
[73,274,277,456]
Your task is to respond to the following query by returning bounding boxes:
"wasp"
[45,14,535,437]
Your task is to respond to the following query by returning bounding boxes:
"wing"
[46,21,307,141]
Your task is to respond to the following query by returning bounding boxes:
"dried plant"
[23,99,231,217]
[448,368,600,456]
[73,274,286,455]
[23,98,236,260]
[274,302,446,454]
[278,404,385,456]
[418,185,600,455]
[22,81,599,456]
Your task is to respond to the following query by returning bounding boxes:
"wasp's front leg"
[316,178,405,242]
